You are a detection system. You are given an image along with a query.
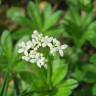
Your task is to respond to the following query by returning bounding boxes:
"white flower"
[18,30,68,68]
[32,30,40,39]
[22,55,30,61]
[29,50,36,58]
[50,47,58,55]
[35,53,46,68]
[32,30,43,43]
[60,44,68,50]
[42,36,53,48]
[50,44,68,56]
[57,44,68,56]
[29,51,46,68]
[32,30,43,49]
[30,59,36,63]
[18,41,32,56]
[53,38,60,47]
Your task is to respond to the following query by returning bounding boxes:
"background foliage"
[0,0,96,96]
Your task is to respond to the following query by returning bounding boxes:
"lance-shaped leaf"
[0,30,12,63]
[7,7,32,28]
[55,79,78,96]
[52,55,68,86]
[0,73,9,96]
[27,2,42,31]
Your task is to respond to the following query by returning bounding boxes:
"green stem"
[47,62,52,91]
[0,72,9,96]
[13,74,20,96]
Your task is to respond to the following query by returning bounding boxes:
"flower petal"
[59,50,64,57]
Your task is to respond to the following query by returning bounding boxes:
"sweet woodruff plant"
[18,30,68,68]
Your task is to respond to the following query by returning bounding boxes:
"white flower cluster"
[18,30,68,68]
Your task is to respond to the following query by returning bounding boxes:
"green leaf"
[27,2,42,31]
[12,28,32,40]
[43,11,62,31]
[63,9,93,43]
[90,54,96,64]
[13,35,30,63]
[0,0,1,4]
[67,0,92,12]
[92,84,96,95]
[13,62,31,73]
[72,68,85,81]
[81,63,96,83]
[52,56,68,86]
[0,44,7,66]
[55,87,72,96]
[7,7,32,28]
[0,30,12,62]
[84,21,96,47]
[58,79,78,90]
[84,30,96,48]
[20,64,47,90]
[43,3,52,19]
[55,79,78,96]
[12,74,21,96]
[44,26,64,37]
[7,7,24,18]
[0,73,9,96]
[81,12,93,30]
